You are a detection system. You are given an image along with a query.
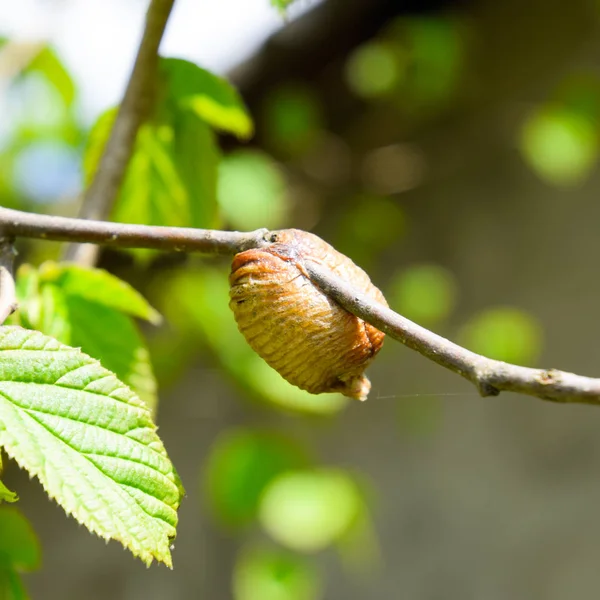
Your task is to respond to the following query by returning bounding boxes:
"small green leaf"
[0,507,40,571]
[162,58,253,139]
[15,264,158,412]
[84,109,220,232]
[12,267,40,331]
[37,263,161,324]
[114,124,192,228]
[27,46,76,108]
[0,568,29,600]
[270,0,297,12]
[83,108,116,186]
[0,481,18,503]
[172,110,220,229]
[0,327,181,567]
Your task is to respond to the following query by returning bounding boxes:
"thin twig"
[2,207,600,407]
[63,0,176,265]
[0,208,270,255]
[305,262,600,406]
[0,239,17,325]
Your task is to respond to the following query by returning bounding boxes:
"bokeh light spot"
[233,546,321,600]
[389,263,458,325]
[345,42,403,99]
[218,150,288,229]
[459,307,542,364]
[521,107,599,186]
[259,469,361,553]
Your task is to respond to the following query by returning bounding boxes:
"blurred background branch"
[63,0,176,265]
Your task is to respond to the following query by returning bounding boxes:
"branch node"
[477,381,501,397]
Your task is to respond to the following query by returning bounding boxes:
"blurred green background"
[3,0,600,598]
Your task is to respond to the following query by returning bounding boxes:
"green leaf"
[0,327,181,567]
[84,109,220,232]
[161,58,253,139]
[270,0,297,12]
[0,568,29,600]
[0,507,40,571]
[0,481,18,504]
[27,46,76,108]
[83,107,116,186]
[15,264,158,412]
[172,110,220,229]
[37,263,161,324]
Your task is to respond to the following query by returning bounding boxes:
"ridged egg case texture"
[229,229,386,401]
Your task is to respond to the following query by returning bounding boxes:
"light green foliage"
[259,469,361,553]
[85,109,220,232]
[0,508,40,571]
[233,546,321,600]
[0,507,40,600]
[0,480,18,503]
[0,568,29,600]
[171,109,221,228]
[389,263,458,325]
[0,453,18,503]
[269,0,298,14]
[218,150,289,230]
[0,327,181,567]
[13,263,159,412]
[161,58,253,139]
[459,307,542,364]
[520,107,598,186]
[204,428,310,528]
[84,58,253,236]
[155,267,346,415]
[27,46,76,108]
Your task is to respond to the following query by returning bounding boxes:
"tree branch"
[64,0,176,265]
[305,263,600,405]
[0,239,17,325]
[2,207,600,407]
[0,208,269,255]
